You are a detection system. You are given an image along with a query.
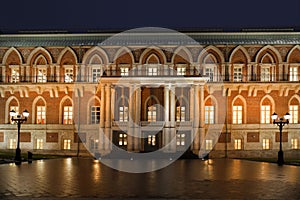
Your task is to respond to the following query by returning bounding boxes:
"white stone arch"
[204,95,219,123]
[59,95,73,124]
[113,46,134,63]
[82,46,109,65]
[2,47,23,65]
[260,53,275,64]
[86,96,101,124]
[5,96,20,124]
[198,45,225,64]
[255,45,282,64]
[144,95,161,121]
[260,94,276,117]
[31,96,47,124]
[232,95,247,124]
[229,45,251,63]
[57,47,78,64]
[171,46,193,64]
[139,46,167,64]
[287,45,300,63]
[288,94,300,105]
[26,47,53,65]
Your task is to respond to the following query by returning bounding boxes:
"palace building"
[0,29,299,159]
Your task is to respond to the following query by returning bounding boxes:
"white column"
[56,65,60,82]
[111,87,115,121]
[134,86,141,151]
[104,84,112,151]
[127,85,135,151]
[193,85,200,151]
[163,86,170,150]
[170,86,176,152]
[199,85,205,150]
[99,84,105,150]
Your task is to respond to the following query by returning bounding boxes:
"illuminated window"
[90,139,99,150]
[148,135,156,146]
[176,106,185,122]
[11,68,20,83]
[119,106,128,122]
[63,139,71,150]
[36,139,43,149]
[205,106,214,124]
[65,68,73,83]
[261,67,270,81]
[91,106,100,124]
[120,67,129,76]
[233,66,242,81]
[36,106,46,124]
[291,138,299,149]
[148,67,158,76]
[92,68,101,82]
[63,106,73,124]
[9,139,16,149]
[147,105,157,122]
[289,66,298,81]
[205,139,213,150]
[233,106,242,124]
[289,105,298,124]
[176,133,185,146]
[177,67,186,75]
[10,106,19,124]
[205,67,214,82]
[118,134,127,146]
[234,139,242,150]
[261,105,271,124]
[37,68,47,83]
[262,139,270,150]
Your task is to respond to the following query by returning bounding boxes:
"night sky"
[1,0,300,33]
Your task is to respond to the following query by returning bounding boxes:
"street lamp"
[271,112,290,166]
[10,109,29,165]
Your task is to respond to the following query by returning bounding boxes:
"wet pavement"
[0,157,300,199]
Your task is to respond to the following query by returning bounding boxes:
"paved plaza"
[0,157,300,199]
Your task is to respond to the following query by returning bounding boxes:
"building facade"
[0,30,299,159]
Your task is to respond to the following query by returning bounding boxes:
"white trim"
[32,96,47,124]
[57,47,78,64]
[5,96,20,124]
[26,47,53,65]
[2,47,23,65]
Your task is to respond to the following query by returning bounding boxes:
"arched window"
[289,96,299,124]
[60,97,73,124]
[232,96,246,124]
[145,96,160,122]
[260,97,274,124]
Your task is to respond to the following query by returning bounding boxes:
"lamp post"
[10,109,29,165]
[271,112,290,166]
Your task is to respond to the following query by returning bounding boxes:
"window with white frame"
[10,106,19,124]
[147,105,157,122]
[91,106,100,124]
[11,68,20,83]
[289,105,298,124]
[262,139,270,150]
[63,139,71,150]
[90,139,99,150]
[232,106,242,124]
[64,68,74,83]
[177,67,186,75]
[205,67,214,82]
[148,66,158,76]
[36,139,43,149]
[92,68,101,82]
[261,66,271,81]
[176,106,185,122]
[205,106,215,124]
[119,106,128,122]
[261,105,271,124]
[148,135,156,146]
[234,139,242,150]
[291,138,299,149]
[63,106,73,124]
[36,106,46,124]
[9,139,16,149]
[37,68,47,83]
[176,133,185,146]
[289,66,298,81]
[233,66,243,82]
[120,67,129,76]
[205,139,213,151]
[118,133,127,146]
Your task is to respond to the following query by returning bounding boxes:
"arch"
[82,46,109,64]
[113,46,134,63]
[198,45,225,64]
[287,45,300,63]
[229,45,251,63]
[260,94,275,114]
[146,54,160,64]
[59,95,74,124]
[171,46,193,64]
[87,96,101,124]
[261,53,275,64]
[26,47,53,65]
[31,96,47,124]
[34,54,48,65]
[144,95,161,121]
[139,46,167,64]
[288,94,300,105]
[57,47,78,64]
[204,95,219,123]
[2,47,23,65]
[255,45,282,64]
[5,96,20,124]
[232,95,247,124]
[89,54,103,65]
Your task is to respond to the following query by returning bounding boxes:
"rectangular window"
[148,67,158,76]
[148,135,156,146]
[92,68,101,82]
[63,139,71,150]
[91,106,100,124]
[177,67,186,75]
[205,139,213,150]
[262,139,270,150]
[37,68,47,83]
[120,67,129,76]
[289,105,298,124]
[9,139,16,149]
[291,138,299,149]
[205,67,214,82]
[118,133,127,146]
[10,106,19,124]
[233,106,242,124]
[176,133,185,146]
[147,105,157,122]
[261,67,270,81]
[11,68,20,83]
[261,105,271,124]
[119,106,128,122]
[233,67,242,81]
[36,139,43,149]
[205,106,215,124]
[63,106,73,124]
[90,139,99,150]
[234,139,242,150]
[65,68,74,83]
[36,106,46,124]
[289,67,298,81]
[176,106,185,122]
